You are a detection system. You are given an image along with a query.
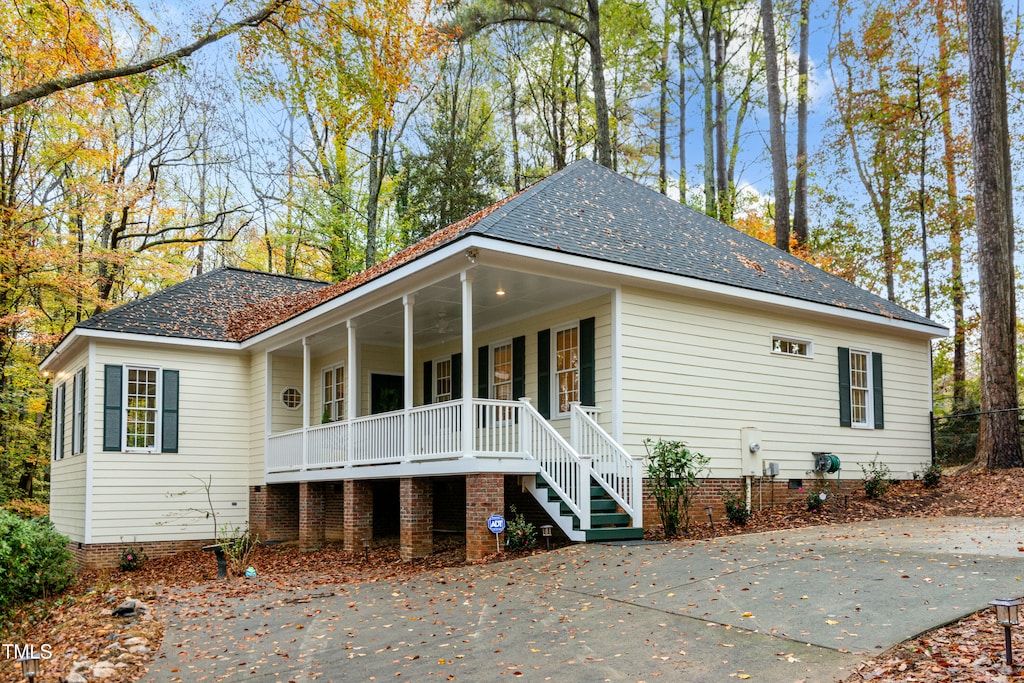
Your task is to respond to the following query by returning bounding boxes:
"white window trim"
[123,364,162,453]
[433,355,453,403]
[848,348,874,429]
[551,321,581,419]
[770,333,814,358]
[281,386,302,411]
[321,363,345,421]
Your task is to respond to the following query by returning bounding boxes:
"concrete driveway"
[145,517,1024,682]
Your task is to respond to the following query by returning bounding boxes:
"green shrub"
[504,506,537,552]
[861,457,893,500]
[218,525,259,578]
[644,438,710,537]
[721,489,751,525]
[119,540,148,572]
[921,462,942,488]
[0,510,76,618]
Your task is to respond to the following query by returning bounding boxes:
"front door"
[370,373,404,414]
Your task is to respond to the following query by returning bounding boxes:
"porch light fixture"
[495,287,506,296]
[990,597,1023,666]
[540,524,553,550]
[17,653,41,682]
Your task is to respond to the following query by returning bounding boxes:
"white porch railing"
[265,399,641,534]
[570,403,643,528]
[409,400,462,458]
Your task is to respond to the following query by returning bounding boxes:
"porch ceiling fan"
[436,311,452,334]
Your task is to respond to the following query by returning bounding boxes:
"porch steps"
[536,475,644,542]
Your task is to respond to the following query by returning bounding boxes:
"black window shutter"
[477,346,488,398]
[452,353,463,400]
[423,361,432,404]
[838,347,851,427]
[580,317,596,406]
[512,336,526,399]
[103,365,122,451]
[872,352,884,429]
[537,329,551,418]
[55,384,66,460]
[76,367,87,453]
[162,369,179,453]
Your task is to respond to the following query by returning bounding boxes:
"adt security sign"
[487,514,506,552]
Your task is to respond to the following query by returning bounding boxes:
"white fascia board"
[240,240,476,351]
[42,329,241,372]
[472,237,949,339]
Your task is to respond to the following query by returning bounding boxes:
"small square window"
[771,334,813,358]
[281,387,302,409]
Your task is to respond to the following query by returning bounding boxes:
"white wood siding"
[88,343,250,543]
[249,352,267,485]
[49,346,90,540]
[619,286,933,480]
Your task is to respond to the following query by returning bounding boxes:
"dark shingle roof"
[460,160,940,329]
[77,267,328,341]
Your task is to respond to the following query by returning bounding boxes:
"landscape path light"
[540,524,553,550]
[990,597,1023,667]
[17,653,41,682]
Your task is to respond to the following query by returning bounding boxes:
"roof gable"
[77,267,328,341]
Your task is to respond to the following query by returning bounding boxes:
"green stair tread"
[584,527,645,542]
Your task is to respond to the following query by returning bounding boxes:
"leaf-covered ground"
[4,467,1024,683]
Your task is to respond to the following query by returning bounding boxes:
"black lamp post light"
[17,653,41,682]
[990,597,1023,667]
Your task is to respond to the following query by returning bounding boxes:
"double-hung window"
[104,365,179,453]
[53,383,66,460]
[554,324,580,416]
[492,342,513,402]
[72,367,86,455]
[838,347,884,429]
[323,364,345,421]
[125,366,159,450]
[434,357,452,402]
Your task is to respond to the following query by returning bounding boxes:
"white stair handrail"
[571,403,643,528]
[518,398,590,531]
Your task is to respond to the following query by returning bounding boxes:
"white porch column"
[347,321,358,421]
[264,352,273,475]
[302,337,311,470]
[347,321,358,467]
[461,269,474,457]
[403,294,415,458]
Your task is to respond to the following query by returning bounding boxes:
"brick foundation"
[641,476,823,530]
[325,483,344,541]
[466,473,504,561]
[69,538,212,571]
[299,481,327,550]
[344,479,374,552]
[400,477,433,561]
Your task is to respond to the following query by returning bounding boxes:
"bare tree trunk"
[365,125,384,269]
[700,5,717,218]
[914,64,931,318]
[658,7,670,195]
[714,27,729,223]
[586,0,613,169]
[966,0,1022,468]
[678,11,687,204]
[761,0,790,251]
[792,0,810,246]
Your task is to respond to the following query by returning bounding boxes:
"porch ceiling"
[287,266,606,356]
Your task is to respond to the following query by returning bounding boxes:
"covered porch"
[258,256,643,559]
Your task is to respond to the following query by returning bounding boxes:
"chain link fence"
[931,408,1024,466]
